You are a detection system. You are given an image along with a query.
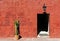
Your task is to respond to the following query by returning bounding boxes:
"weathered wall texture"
[0,0,60,38]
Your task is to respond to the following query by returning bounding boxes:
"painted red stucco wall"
[0,0,60,38]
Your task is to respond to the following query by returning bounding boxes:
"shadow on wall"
[18,21,22,39]
[17,21,22,39]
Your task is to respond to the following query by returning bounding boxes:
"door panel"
[37,12,49,35]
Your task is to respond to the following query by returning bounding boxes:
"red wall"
[0,0,60,38]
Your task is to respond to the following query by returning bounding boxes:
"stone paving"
[0,36,60,41]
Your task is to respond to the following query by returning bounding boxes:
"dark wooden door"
[37,12,49,34]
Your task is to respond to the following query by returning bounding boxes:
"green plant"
[14,20,19,35]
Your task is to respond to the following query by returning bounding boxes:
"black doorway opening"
[37,12,49,35]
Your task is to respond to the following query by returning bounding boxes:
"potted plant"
[14,20,19,40]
